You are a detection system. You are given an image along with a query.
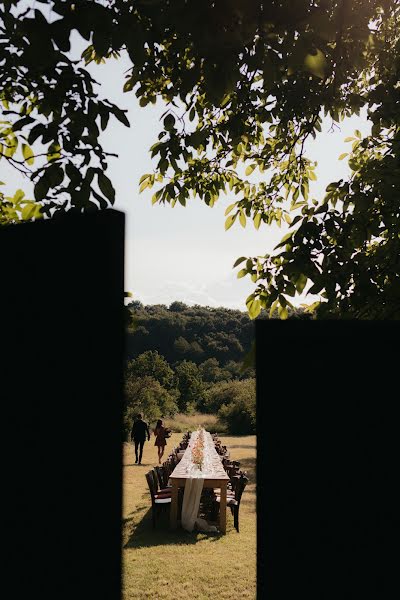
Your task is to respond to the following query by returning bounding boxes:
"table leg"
[170,480,179,530]
[219,481,227,534]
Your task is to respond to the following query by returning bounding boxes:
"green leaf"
[225,202,236,216]
[354,129,362,139]
[233,256,247,268]
[21,202,42,220]
[239,210,246,228]
[220,94,231,108]
[245,164,256,176]
[285,281,296,297]
[34,175,50,201]
[279,294,287,308]
[301,183,308,200]
[4,136,18,157]
[308,170,317,181]
[371,122,381,137]
[22,143,34,165]
[304,50,327,79]
[164,114,176,130]
[237,269,247,279]
[295,273,308,294]
[47,164,64,187]
[113,107,130,127]
[253,213,262,229]
[338,153,348,161]
[98,172,115,203]
[47,143,61,162]
[269,299,279,318]
[278,305,288,320]
[225,214,236,230]
[274,231,293,249]
[246,297,261,320]
[344,137,355,142]
[139,173,151,185]
[139,180,149,193]
[13,189,25,203]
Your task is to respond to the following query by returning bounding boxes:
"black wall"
[1,210,125,600]
[256,320,399,599]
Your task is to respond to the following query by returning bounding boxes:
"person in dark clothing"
[131,414,150,465]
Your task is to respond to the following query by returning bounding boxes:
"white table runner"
[180,430,222,532]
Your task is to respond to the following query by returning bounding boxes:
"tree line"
[125,299,309,366]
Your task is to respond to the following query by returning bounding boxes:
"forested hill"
[125,300,308,366]
[125,301,253,366]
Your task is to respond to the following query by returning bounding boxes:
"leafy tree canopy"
[0,0,131,218]
[124,375,177,437]
[215,379,256,434]
[1,1,399,317]
[174,359,208,413]
[199,357,231,384]
[126,350,175,389]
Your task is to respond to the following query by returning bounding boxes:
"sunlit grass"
[122,432,256,600]
[164,412,224,433]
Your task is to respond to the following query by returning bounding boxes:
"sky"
[2,26,372,310]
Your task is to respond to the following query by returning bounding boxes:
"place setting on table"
[145,427,248,534]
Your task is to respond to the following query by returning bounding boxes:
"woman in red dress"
[154,419,168,464]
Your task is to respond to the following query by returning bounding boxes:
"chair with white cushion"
[145,471,171,529]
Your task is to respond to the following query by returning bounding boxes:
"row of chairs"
[144,433,192,528]
[211,435,248,532]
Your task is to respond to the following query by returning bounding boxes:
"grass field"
[122,429,256,600]
[162,412,223,433]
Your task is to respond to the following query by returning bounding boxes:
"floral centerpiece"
[191,427,205,470]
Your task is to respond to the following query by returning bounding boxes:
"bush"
[204,379,254,414]
[214,379,256,435]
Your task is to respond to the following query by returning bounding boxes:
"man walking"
[131,414,150,465]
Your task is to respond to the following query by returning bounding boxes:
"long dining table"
[169,430,230,534]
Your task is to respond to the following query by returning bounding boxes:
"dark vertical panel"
[1,210,124,600]
[256,321,399,599]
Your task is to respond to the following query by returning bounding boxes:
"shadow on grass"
[124,507,224,549]
[122,504,148,526]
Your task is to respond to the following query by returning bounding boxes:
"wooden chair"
[145,471,171,529]
[162,459,171,476]
[150,468,171,496]
[155,465,171,490]
[214,473,249,532]
[226,464,240,478]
